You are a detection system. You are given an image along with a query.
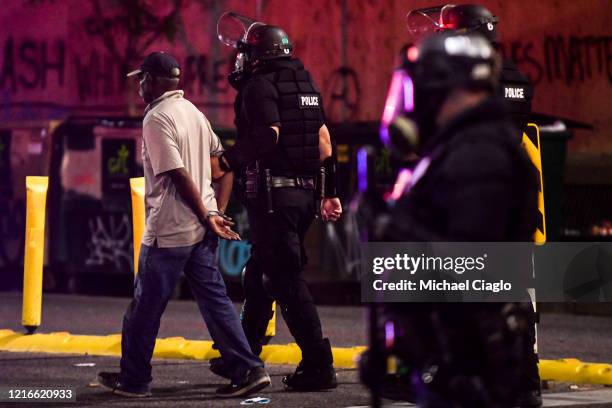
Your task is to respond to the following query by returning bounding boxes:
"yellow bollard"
[522,124,545,354]
[522,123,546,244]
[22,176,49,334]
[265,302,276,339]
[129,177,146,275]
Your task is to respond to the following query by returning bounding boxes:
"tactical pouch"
[317,166,326,201]
[245,165,259,200]
[244,163,275,213]
[264,168,274,214]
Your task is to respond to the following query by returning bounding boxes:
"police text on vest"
[504,87,525,100]
[298,94,319,108]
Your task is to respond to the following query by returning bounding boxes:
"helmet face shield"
[405,6,444,40]
[379,68,421,158]
[216,11,262,48]
[217,11,265,75]
[384,32,498,156]
[380,69,414,147]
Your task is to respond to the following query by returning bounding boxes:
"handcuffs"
[206,210,232,221]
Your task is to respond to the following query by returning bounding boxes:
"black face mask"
[411,84,449,154]
[228,71,250,90]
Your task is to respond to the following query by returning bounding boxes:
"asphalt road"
[0,353,367,407]
[0,293,612,407]
[1,352,612,408]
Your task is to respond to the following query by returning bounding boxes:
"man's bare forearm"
[211,155,233,212]
[215,171,233,213]
[166,167,209,224]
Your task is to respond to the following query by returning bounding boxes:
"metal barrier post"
[523,123,546,355]
[265,302,276,339]
[22,176,49,334]
[129,177,146,275]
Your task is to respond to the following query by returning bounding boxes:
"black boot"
[516,390,543,408]
[282,338,338,391]
[518,306,542,408]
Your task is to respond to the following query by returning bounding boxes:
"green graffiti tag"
[107,144,130,176]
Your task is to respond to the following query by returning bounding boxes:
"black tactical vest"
[500,59,533,134]
[260,62,322,177]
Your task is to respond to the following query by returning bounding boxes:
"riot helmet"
[408,31,497,92]
[244,24,293,63]
[406,4,499,43]
[440,4,498,42]
[380,32,498,155]
[217,11,292,78]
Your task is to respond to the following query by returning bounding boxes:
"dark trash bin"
[539,125,572,241]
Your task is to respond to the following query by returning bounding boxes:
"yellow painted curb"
[539,358,612,385]
[2,329,611,385]
[0,330,365,369]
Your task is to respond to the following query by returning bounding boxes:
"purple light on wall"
[385,320,395,349]
[357,147,368,193]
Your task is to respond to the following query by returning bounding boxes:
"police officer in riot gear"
[214,13,342,391]
[434,6,542,407]
[404,6,542,407]
[365,31,539,407]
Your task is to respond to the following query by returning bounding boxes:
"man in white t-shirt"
[97,52,270,398]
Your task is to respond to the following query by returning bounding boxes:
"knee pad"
[263,274,314,307]
[242,265,261,293]
[242,251,268,292]
[262,273,287,300]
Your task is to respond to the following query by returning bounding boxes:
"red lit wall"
[1,0,611,158]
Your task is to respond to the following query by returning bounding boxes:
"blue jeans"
[119,232,262,389]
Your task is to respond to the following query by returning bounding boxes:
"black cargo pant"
[241,189,327,365]
[387,303,528,407]
[523,301,541,393]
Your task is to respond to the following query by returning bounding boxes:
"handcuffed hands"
[206,213,241,240]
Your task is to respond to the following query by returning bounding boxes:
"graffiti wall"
[1,0,610,156]
[0,122,52,288]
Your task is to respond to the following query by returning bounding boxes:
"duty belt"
[270,176,316,190]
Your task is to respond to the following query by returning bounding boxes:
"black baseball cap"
[127,51,181,78]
